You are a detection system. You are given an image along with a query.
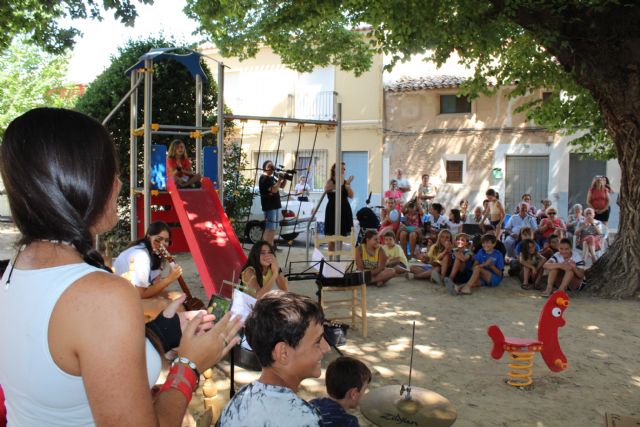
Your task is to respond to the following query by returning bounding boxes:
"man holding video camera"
[259,160,287,246]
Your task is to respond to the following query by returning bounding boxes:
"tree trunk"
[512,3,640,298]
[583,103,640,299]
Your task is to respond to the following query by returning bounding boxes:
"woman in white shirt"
[113,221,183,318]
[0,108,241,427]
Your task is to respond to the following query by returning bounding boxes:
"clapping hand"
[164,294,216,336]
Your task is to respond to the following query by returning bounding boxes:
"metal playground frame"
[104,47,348,245]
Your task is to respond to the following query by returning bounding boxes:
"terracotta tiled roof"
[385,75,469,92]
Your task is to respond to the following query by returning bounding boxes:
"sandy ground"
[1,223,638,427]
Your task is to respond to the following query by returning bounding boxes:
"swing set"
[103,47,345,296]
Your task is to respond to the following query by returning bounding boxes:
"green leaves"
[185,0,619,155]
[0,37,74,137]
[0,0,152,54]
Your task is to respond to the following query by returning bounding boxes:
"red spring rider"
[488,290,569,387]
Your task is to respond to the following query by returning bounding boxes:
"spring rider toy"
[487,290,569,387]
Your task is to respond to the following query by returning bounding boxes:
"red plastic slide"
[167,177,247,298]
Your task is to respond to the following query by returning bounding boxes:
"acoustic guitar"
[154,246,206,311]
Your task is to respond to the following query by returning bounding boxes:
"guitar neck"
[176,275,194,299]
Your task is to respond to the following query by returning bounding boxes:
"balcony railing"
[291,91,338,121]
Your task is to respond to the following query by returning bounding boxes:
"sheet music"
[230,288,256,322]
[310,248,353,278]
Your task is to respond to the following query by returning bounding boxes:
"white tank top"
[0,262,162,426]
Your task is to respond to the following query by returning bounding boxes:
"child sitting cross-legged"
[443,233,474,295]
[310,357,372,427]
[518,238,547,290]
[455,233,504,295]
[381,231,410,275]
[541,238,586,297]
[409,229,453,284]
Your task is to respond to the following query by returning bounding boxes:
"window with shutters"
[445,160,464,184]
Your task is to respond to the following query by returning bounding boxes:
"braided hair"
[1,108,119,271]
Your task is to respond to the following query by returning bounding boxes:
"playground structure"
[104,47,342,297]
[487,290,570,387]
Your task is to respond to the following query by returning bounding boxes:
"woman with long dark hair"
[113,221,183,317]
[324,162,354,237]
[0,108,241,426]
[240,241,289,299]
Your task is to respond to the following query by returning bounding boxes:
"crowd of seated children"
[410,229,453,284]
[575,207,604,264]
[518,238,547,290]
[370,175,607,295]
[355,230,396,287]
[449,234,504,295]
[541,238,586,297]
[310,357,371,427]
[382,231,410,275]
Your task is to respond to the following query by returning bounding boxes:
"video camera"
[275,165,296,182]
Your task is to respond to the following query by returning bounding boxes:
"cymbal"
[360,385,457,427]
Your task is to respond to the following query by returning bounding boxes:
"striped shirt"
[547,252,586,269]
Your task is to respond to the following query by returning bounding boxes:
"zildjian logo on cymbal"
[380,412,418,425]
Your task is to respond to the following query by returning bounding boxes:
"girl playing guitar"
[113,221,187,318]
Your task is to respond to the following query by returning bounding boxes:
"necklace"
[3,239,77,290]
[38,239,75,247]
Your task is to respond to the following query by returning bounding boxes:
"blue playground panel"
[151,144,168,190]
[151,144,218,190]
[203,146,218,189]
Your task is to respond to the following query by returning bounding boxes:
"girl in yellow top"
[381,230,409,274]
[241,241,289,299]
[355,230,396,287]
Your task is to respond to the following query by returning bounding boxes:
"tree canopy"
[185,0,634,158]
[186,0,640,297]
[1,0,152,54]
[0,37,76,136]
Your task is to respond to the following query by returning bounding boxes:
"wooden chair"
[314,230,367,337]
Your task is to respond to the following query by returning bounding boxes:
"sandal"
[520,283,533,290]
[444,277,457,296]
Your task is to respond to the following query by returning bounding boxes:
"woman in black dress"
[324,162,354,237]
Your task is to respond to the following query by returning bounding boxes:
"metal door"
[342,151,369,213]
[568,153,606,210]
[505,156,549,213]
